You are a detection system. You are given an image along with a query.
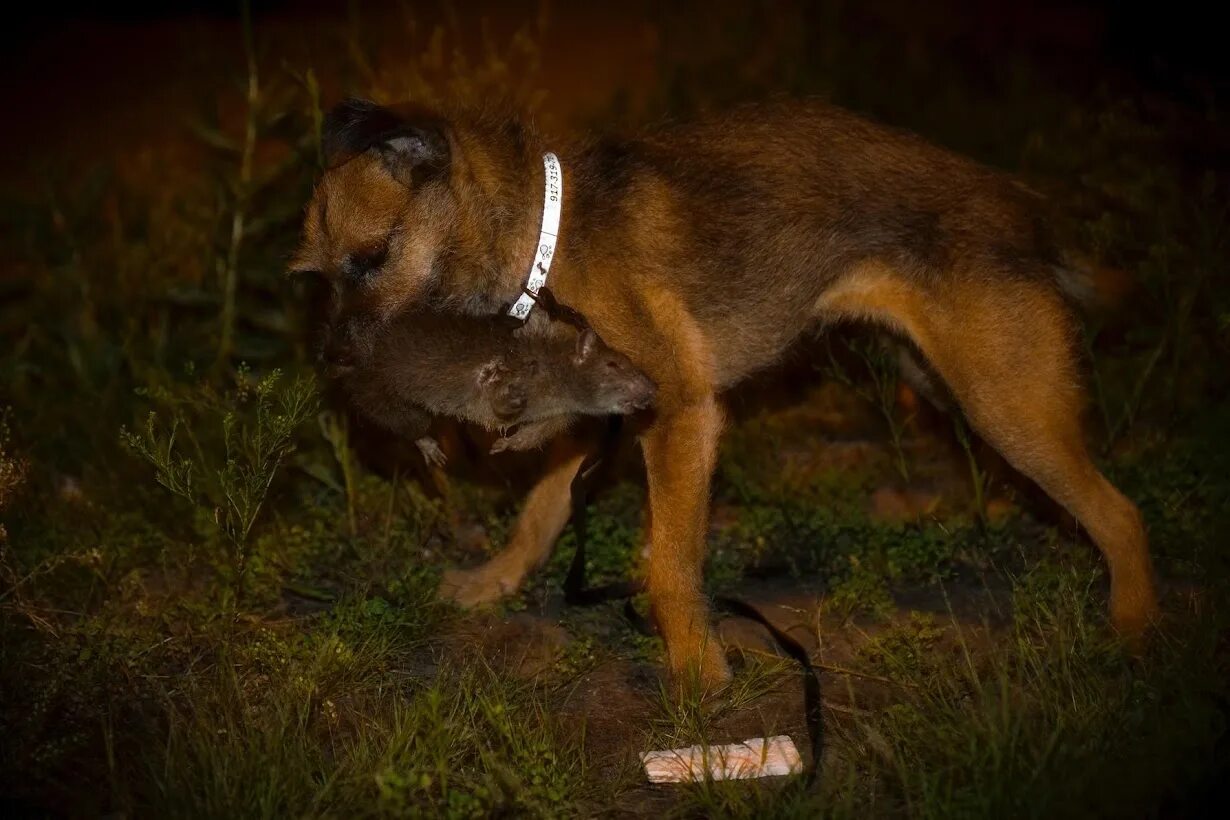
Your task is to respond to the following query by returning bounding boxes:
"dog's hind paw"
[438,562,522,608]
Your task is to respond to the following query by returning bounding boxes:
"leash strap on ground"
[714,595,824,784]
[559,418,823,782]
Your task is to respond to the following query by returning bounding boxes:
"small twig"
[953,415,987,525]
[216,0,260,369]
[821,700,874,717]
[383,465,400,548]
[735,645,921,690]
[812,661,922,690]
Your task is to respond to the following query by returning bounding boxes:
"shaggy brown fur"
[294,97,1159,689]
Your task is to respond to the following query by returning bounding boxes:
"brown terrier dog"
[293,98,1159,689]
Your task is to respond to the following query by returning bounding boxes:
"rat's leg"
[394,406,447,467]
[415,436,447,466]
[490,415,575,454]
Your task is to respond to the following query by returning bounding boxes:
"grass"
[2,2,1229,816]
[120,366,318,612]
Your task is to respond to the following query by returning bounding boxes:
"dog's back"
[566,100,1063,385]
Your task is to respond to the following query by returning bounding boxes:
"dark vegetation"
[2,1,1227,816]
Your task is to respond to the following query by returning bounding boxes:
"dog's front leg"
[641,395,731,691]
[439,436,588,607]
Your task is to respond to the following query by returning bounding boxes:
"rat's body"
[337,309,655,462]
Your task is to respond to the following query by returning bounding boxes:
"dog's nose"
[320,338,356,375]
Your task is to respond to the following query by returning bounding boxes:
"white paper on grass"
[641,735,803,783]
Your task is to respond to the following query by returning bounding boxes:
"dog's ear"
[322,98,450,186]
[374,124,450,187]
[322,99,400,163]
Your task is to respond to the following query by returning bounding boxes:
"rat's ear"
[476,360,506,389]
[573,328,599,366]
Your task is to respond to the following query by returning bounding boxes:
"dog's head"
[292,99,468,374]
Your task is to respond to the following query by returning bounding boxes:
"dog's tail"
[1054,255,1135,315]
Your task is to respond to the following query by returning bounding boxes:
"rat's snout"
[616,372,657,413]
[589,352,658,415]
[632,376,657,409]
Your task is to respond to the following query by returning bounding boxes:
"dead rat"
[335,310,655,464]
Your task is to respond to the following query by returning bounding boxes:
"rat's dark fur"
[336,309,655,463]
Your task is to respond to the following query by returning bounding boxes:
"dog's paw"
[438,563,520,608]
[1110,577,1161,655]
[668,640,733,700]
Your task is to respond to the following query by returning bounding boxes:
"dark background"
[2,2,1228,817]
[3,1,1226,174]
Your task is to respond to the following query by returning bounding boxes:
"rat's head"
[565,329,657,415]
[476,328,656,425]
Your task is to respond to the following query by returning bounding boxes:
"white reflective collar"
[507,152,563,320]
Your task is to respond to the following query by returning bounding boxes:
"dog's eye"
[342,244,389,284]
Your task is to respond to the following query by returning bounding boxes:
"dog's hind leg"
[819,265,1159,641]
[439,438,587,607]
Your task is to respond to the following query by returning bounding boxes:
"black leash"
[560,418,824,782]
[561,418,657,634]
[562,418,638,605]
[712,595,824,785]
